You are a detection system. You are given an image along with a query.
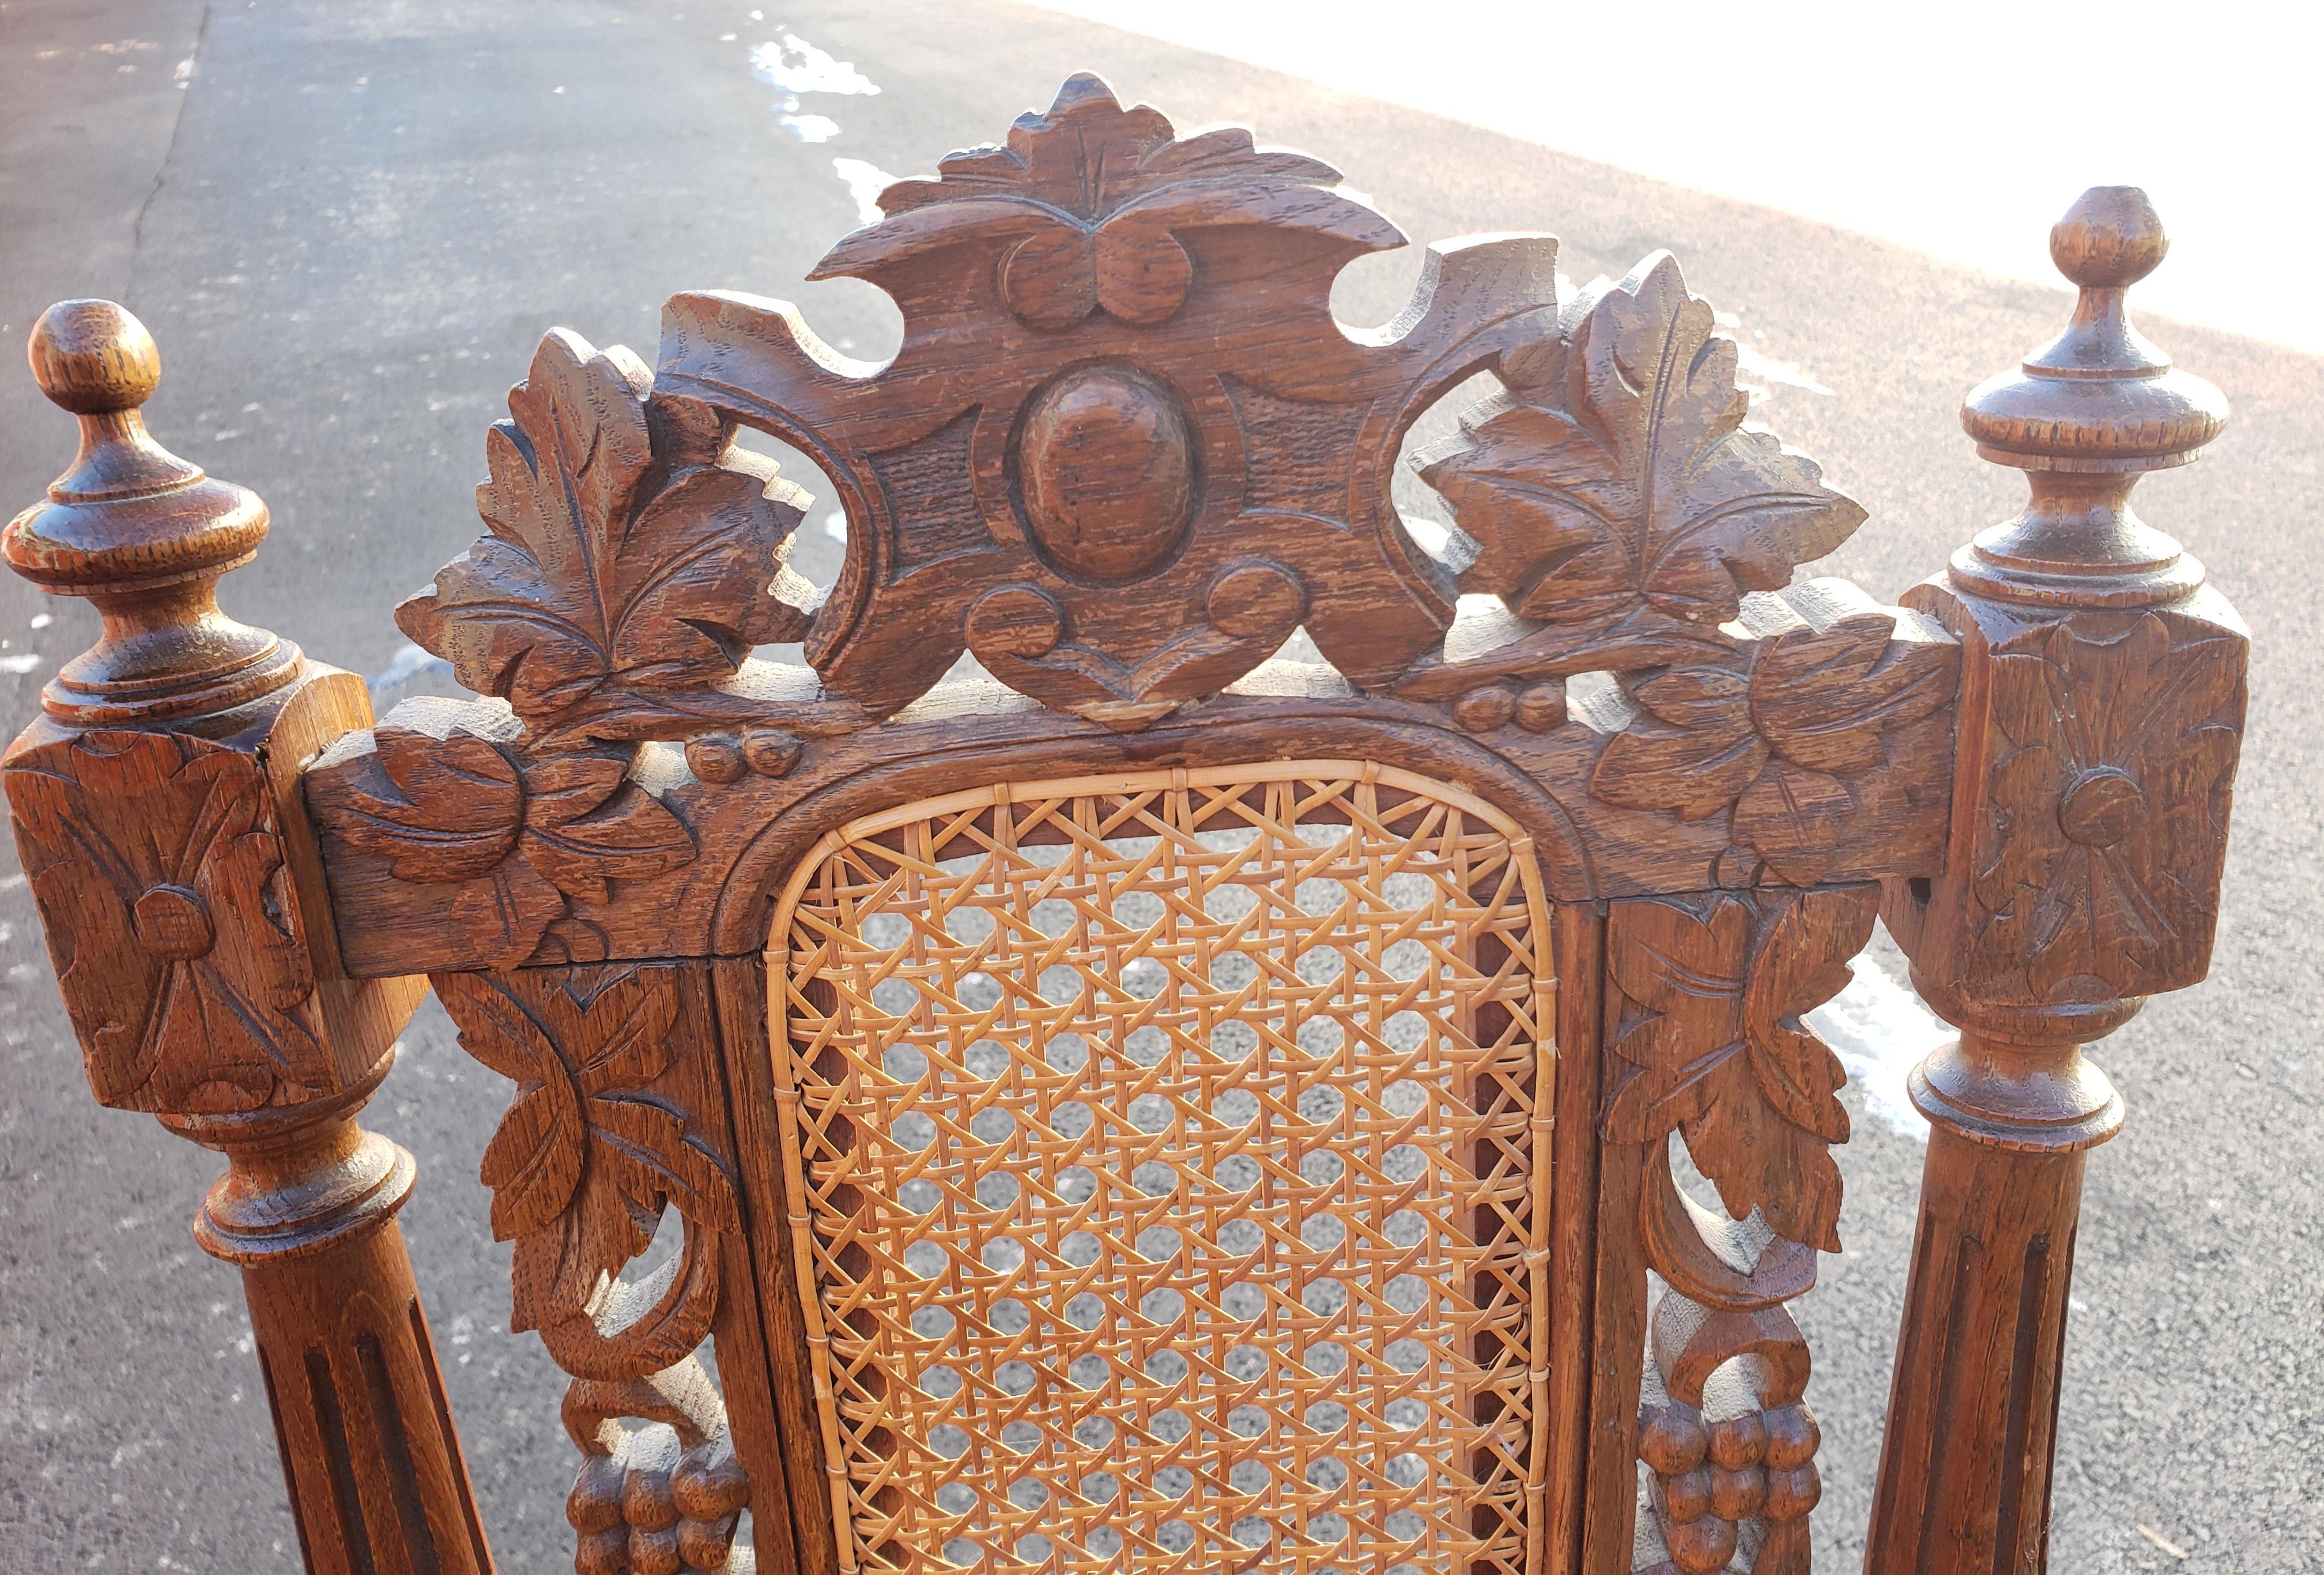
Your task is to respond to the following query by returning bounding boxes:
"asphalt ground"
[0,3,2317,1571]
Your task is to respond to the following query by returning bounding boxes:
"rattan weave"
[767,762,1556,1575]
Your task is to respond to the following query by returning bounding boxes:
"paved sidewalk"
[0,2,2316,1570]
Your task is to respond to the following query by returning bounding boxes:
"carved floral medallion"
[6,730,329,1113]
[1973,608,2244,1001]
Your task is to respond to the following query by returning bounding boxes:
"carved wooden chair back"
[2,75,2247,1575]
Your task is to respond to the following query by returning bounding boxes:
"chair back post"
[1866,190,2248,1569]
[2,302,490,1575]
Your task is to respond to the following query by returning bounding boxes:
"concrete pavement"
[1,2,2317,1570]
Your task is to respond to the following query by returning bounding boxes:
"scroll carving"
[5,730,329,1113]
[1602,886,1878,1253]
[303,74,1960,979]
[657,72,1563,725]
[431,964,741,1381]
[823,75,1398,332]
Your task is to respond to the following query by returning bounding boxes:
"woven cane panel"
[768,763,1556,1575]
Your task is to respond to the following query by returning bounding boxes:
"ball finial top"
[28,300,163,417]
[2049,186,2168,291]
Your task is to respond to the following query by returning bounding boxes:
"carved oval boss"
[1014,363,1195,585]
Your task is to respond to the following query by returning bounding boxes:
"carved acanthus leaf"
[434,966,741,1382]
[1601,886,1878,1252]
[1418,251,1863,640]
[6,732,329,1113]
[398,330,814,748]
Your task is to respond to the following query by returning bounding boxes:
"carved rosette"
[6,730,329,1113]
[1966,604,2244,1002]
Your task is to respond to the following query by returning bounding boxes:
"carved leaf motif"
[326,720,695,967]
[4,733,327,1113]
[520,754,698,905]
[1590,666,1765,818]
[397,329,812,745]
[1601,887,1877,1251]
[1750,606,1956,773]
[332,726,523,882]
[1580,592,1958,883]
[1731,760,1854,886]
[819,73,1399,329]
[435,967,741,1275]
[1421,252,1863,630]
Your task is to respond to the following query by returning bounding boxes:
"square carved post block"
[2,302,491,1575]
[1866,190,2248,1572]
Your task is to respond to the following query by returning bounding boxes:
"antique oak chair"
[2,77,2247,1575]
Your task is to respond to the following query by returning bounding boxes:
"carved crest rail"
[1,76,2244,1575]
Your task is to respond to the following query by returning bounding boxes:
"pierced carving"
[1602,885,1878,1253]
[432,964,741,1382]
[401,330,814,749]
[6,730,329,1113]
[303,76,1959,979]
[657,72,1563,726]
[1971,606,2243,1001]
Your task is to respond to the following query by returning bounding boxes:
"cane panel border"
[765,760,1556,1575]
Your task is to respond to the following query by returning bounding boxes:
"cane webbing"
[768,762,1556,1575]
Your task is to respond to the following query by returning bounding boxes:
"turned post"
[2,302,491,1575]
[1866,191,2248,1570]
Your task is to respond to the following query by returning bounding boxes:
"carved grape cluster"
[1639,1397,1821,1574]
[568,1426,750,1575]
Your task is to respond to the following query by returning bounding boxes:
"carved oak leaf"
[817,71,1399,330]
[433,967,741,1317]
[398,329,813,747]
[328,718,693,968]
[1602,887,1878,1252]
[1420,252,1863,631]
[5,732,328,1113]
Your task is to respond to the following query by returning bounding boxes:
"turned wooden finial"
[1951,187,2229,606]
[4,300,299,725]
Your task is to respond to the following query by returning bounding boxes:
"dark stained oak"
[0,78,2249,1575]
